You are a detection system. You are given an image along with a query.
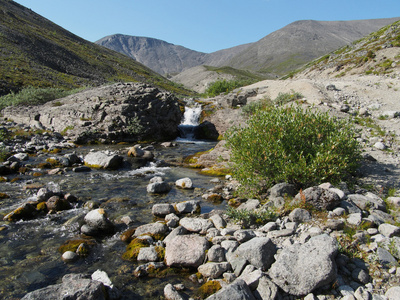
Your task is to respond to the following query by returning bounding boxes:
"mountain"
[226,18,400,75]
[95,34,252,76]
[96,18,400,77]
[0,0,188,97]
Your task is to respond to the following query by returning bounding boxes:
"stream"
[0,106,225,299]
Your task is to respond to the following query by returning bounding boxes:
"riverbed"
[0,137,227,299]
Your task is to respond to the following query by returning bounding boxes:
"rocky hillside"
[0,0,187,97]
[96,18,399,78]
[295,20,400,79]
[226,18,400,76]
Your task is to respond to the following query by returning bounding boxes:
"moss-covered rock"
[3,203,37,221]
[122,238,150,261]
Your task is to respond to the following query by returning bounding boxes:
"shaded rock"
[239,269,263,290]
[237,199,260,211]
[347,194,386,212]
[206,279,255,300]
[198,262,231,279]
[351,268,370,284]
[84,151,123,169]
[234,229,256,243]
[289,208,312,223]
[165,234,209,268]
[3,203,37,222]
[270,183,297,199]
[128,145,144,157]
[46,196,71,212]
[194,121,219,140]
[233,237,276,271]
[293,186,340,211]
[207,245,226,262]
[269,234,338,296]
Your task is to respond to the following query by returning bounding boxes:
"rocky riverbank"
[1,76,400,299]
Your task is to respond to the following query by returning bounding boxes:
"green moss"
[196,280,222,298]
[155,246,165,261]
[122,238,150,261]
[58,239,95,255]
[199,168,231,176]
[36,202,47,212]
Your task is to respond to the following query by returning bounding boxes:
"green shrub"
[205,79,254,97]
[242,97,273,116]
[225,105,361,197]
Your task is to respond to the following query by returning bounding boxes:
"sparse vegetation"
[0,86,83,111]
[225,104,362,197]
[204,79,256,97]
[226,207,276,228]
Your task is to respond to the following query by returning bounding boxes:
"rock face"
[2,82,184,144]
[269,234,338,296]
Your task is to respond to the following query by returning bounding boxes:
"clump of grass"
[226,207,276,228]
[204,79,255,97]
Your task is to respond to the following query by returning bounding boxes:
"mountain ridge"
[96,17,400,77]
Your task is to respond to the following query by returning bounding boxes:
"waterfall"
[177,104,202,141]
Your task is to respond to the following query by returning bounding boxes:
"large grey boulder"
[165,234,209,267]
[233,237,276,271]
[84,151,123,169]
[206,279,256,300]
[2,82,183,144]
[269,234,338,296]
[21,273,110,300]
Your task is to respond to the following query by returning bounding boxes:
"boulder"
[134,222,168,238]
[254,276,279,300]
[179,217,213,234]
[84,151,123,169]
[289,208,312,223]
[2,83,184,144]
[269,234,338,296]
[137,247,159,262]
[233,237,276,271]
[194,121,219,140]
[21,273,109,300]
[164,284,186,300]
[378,223,400,237]
[152,204,175,217]
[198,262,231,279]
[81,208,115,236]
[207,245,226,262]
[3,203,37,222]
[293,186,341,211]
[128,145,144,157]
[209,214,227,229]
[165,234,209,267]
[147,182,171,194]
[175,200,200,214]
[386,286,400,300]
[175,177,193,189]
[206,279,255,300]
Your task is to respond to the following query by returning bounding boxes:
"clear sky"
[13,0,400,53]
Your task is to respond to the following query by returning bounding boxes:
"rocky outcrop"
[2,82,184,144]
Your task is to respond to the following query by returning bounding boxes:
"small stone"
[373,142,387,150]
[175,177,193,189]
[62,251,78,262]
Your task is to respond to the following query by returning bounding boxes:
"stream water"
[0,106,225,299]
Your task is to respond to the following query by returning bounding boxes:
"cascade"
[177,104,202,141]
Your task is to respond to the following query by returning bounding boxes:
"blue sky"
[14,0,400,53]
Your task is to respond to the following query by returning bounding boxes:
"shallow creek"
[0,106,226,299]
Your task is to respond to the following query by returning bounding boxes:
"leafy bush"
[0,86,83,111]
[225,105,361,197]
[205,79,254,97]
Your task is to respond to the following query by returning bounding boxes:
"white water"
[177,105,202,141]
[181,105,202,126]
